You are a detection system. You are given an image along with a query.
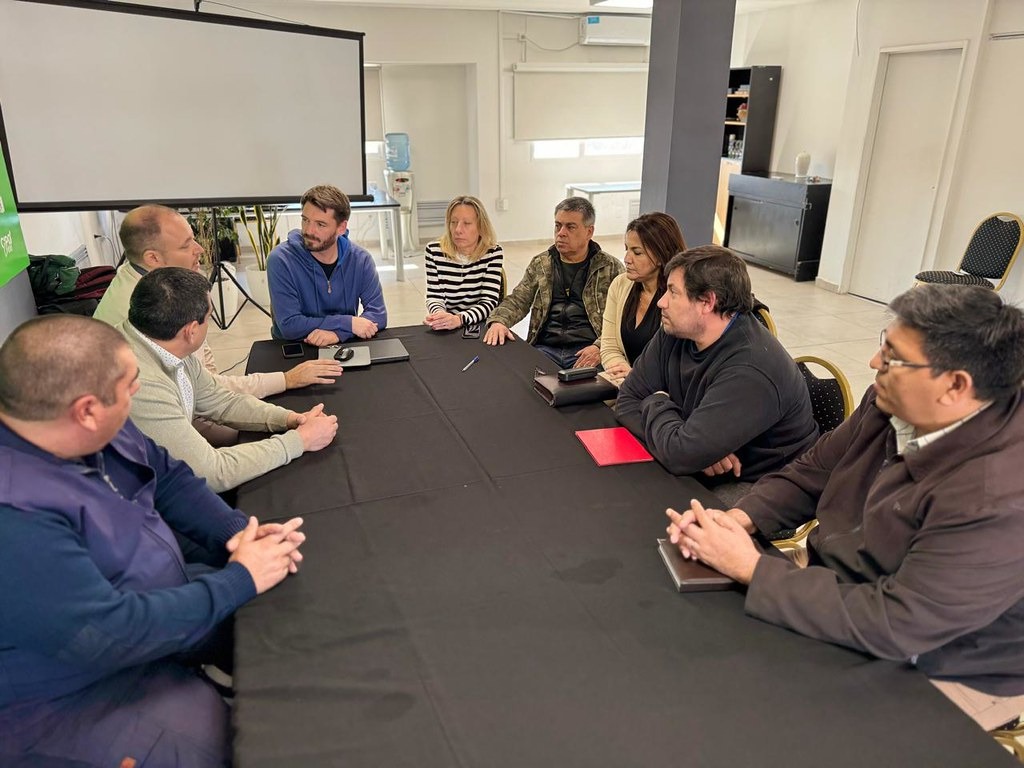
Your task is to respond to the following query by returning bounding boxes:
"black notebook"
[656,539,735,592]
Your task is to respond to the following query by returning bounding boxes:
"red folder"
[575,427,654,466]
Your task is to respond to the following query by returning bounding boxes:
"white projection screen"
[0,0,367,210]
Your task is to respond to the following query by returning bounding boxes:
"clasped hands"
[665,500,760,584]
[227,516,306,594]
[424,311,463,332]
[304,316,378,347]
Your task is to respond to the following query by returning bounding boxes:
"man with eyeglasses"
[664,284,1024,729]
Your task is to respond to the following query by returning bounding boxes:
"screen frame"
[0,0,370,211]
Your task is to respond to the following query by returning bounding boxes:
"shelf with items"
[721,66,780,174]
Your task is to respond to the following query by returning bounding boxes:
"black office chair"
[770,356,854,551]
[915,212,1023,292]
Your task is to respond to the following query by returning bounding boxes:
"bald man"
[95,204,341,399]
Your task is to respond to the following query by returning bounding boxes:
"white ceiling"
[294,0,821,15]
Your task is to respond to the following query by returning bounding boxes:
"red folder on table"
[575,427,653,466]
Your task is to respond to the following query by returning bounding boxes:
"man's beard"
[303,235,332,253]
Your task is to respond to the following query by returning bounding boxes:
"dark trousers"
[0,661,231,767]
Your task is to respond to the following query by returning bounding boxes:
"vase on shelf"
[794,151,811,179]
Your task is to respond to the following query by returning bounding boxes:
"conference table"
[233,326,1014,767]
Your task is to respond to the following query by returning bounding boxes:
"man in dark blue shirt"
[0,315,305,767]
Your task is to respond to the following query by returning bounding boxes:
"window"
[531,140,581,160]
[583,137,644,156]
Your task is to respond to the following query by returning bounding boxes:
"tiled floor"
[207,237,888,400]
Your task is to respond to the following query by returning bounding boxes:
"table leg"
[391,208,404,282]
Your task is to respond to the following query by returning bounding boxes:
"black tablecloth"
[233,327,1012,767]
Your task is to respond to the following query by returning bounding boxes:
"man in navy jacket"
[0,315,305,766]
[268,183,388,345]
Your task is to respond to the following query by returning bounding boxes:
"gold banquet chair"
[753,306,777,337]
[991,717,1024,762]
[794,355,854,434]
[750,296,777,337]
[915,212,1023,292]
[770,356,854,553]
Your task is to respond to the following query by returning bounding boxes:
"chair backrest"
[960,212,1024,289]
[751,305,778,337]
[794,355,854,433]
[499,267,508,301]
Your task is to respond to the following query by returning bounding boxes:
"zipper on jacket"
[327,277,332,294]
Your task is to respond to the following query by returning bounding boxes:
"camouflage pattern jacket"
[486,242,623,345]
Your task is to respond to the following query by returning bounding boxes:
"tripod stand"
[207,207,271,331]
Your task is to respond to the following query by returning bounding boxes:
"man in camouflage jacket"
[484,197,623,368]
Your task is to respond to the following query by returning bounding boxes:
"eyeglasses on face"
[877,330,933,372]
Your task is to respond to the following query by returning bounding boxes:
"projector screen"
[0,0,367,211]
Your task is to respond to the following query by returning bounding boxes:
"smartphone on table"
[281,342,305,359]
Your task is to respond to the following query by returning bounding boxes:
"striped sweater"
[424,242,504,326]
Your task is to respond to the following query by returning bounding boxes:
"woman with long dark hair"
[600,212,686,383]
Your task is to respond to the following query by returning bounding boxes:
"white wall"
[380,62,471,234]
[18,213,86,258]
[731,0,857,179]
[730,0,1024,307]
[235,2,648,242]
[935,0,1024,300]
[499,12,647,240]
[815,0,991,295]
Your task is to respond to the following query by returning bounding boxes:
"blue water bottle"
[385,132,411,172]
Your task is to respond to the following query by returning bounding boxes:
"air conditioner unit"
[579,15,651,47]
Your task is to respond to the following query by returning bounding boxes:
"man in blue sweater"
[0,315,305,766]
[268,184,388,345]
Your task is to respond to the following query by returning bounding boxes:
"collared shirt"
[891,402,991,455]
[132,325,195,415]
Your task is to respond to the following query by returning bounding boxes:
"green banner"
[0,146,29,289]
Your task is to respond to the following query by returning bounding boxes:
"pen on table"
[462,355,480,372]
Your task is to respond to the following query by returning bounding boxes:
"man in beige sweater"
[95,204,341,399]
[119,267,338,493]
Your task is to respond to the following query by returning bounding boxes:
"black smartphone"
[558,366,599,382]
[281,342,305,359]
[462,323,482,339]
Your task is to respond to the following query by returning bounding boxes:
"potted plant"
[239,204,281,308]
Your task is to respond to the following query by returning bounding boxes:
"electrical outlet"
[496,198,509,212]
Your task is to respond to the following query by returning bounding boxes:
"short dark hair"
[664,245,753,316]
[301,184,351,224]
[0,316,128,420]
[555,197,596,228]
[129,267,211,341]
[890,284,1024,400]
[120,205,179,265]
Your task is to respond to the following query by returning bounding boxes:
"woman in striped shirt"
[423,195,504,331]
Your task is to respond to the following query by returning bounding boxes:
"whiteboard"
[0,0,367,210]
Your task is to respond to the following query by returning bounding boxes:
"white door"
[848,47,961,303]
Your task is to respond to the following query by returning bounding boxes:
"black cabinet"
[724,172,832,282]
